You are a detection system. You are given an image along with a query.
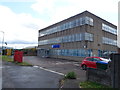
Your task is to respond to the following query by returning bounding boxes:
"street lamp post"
[0,31,4,56]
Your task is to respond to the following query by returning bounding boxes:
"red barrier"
[14,50,23,63]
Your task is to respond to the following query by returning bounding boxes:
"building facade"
[38,11,117,61]
[118,48,120,53]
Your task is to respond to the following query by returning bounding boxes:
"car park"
[81,57,110,70]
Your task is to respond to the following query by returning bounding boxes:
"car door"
[85,58,94,68]
[92,58,101,68]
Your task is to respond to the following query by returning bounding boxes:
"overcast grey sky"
[0,0,119,49]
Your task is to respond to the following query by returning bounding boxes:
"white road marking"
[39,67,64,76]
[74,64,80,66]
[33,65,64,76]
[33,66,39,68]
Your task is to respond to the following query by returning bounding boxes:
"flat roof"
[39,10,117,31]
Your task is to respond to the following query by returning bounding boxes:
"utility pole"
[0,31,4,56]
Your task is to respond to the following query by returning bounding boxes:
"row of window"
[98,50,116,57]
[102,23,117,35]
[102,37,117,46]
[49,49,92,57]
[38,33,93,45]
[39,16,93,37]
[37,49,117,58]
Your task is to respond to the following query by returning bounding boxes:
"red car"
[81,57,110,70]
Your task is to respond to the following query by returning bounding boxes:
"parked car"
[81,57,110,70]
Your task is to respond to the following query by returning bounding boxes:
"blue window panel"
[102,23,117,35]
[71,35,75,42]
[61,49,64,55]
[74,49,78,56]
[85,17,89,25]
[69,22,72,28]
[84,50,87,57]
[98,50,101,57]
[89,18,93,26]
[78,49,81,56]
[73,20,76,27]
[76,19,80,26]
[68,35,72,42]
[65,49,68,56]
[79,18,83,25]
[70,21,74,28]
[82,17,86,25]
[76,50,79,56]
[76,34,79,41]
[67,49,70,56]
[74,34,77,41]
[81,49,86,57]
[81,33,85,40]
[73,50,76,56]
[69,49,72,56]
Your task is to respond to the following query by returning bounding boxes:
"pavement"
[2,60,63,88]
[23,56,87,88]
[0,56,2,90]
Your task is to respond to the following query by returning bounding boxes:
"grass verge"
[2,55,32,66]
[80,81,111,88]
[2,55,13,62]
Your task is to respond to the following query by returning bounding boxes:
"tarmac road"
[0,56,2,90]
[2,61,63,88]
[23,56,86,81]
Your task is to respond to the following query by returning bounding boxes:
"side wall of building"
[38,11,117,62]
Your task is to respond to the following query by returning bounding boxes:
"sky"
[0,0,119,49]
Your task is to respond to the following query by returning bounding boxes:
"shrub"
[64,71,76,79]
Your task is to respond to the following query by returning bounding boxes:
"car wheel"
[82,65,87,70]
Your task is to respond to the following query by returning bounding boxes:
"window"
[49,49,93,57]
[85,17,93,26]
[102,23,117,35]
[102,37,117,46]
[82,17,86,25]
[93,58,100,62]
[86,58,93,61]
[88,49,92,57]
[65,23,69,29]
[39,16,94,37]
[39,32,94,45]
[76,34,79,41]
[85,33,93,41]
[71,34,75,42]
[78,49,81,56]
[89,18,93,26]
[81,49,86,57]
[69,22,72,28]
[73,20,76,27]
[76,19,80,26]
[68,35,72,42]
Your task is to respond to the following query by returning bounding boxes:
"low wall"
[86,68,111,86]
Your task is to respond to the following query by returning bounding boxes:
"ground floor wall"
[49,55,85,62]
[37,47,117,62]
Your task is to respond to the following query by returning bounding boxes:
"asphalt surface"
[23,56,86,81]
[0,56,2,90]
[2,61,63,88]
